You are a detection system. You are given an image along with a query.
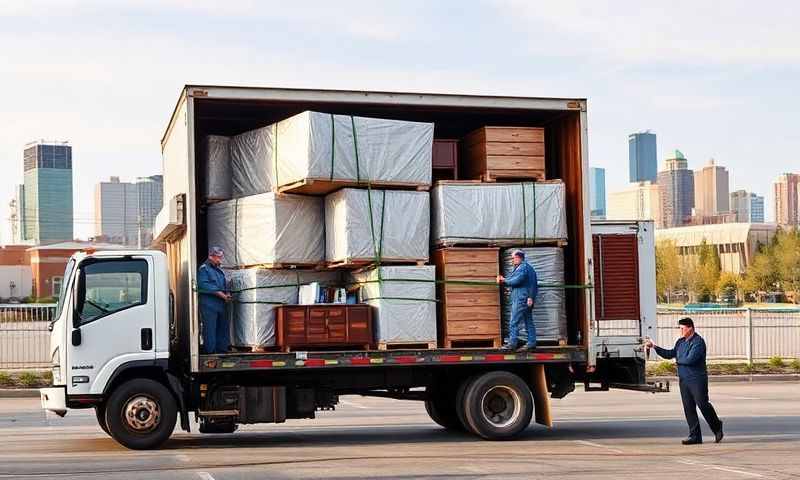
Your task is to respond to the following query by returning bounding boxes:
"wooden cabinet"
[432,247,502,348]
[461,127,545,182]
[432,139,459,181]
[276,305,372,352]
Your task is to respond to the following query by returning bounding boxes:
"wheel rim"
[480,386,521,428]
[123,395,161,433]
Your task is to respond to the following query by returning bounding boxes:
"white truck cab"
[41,250,172,437]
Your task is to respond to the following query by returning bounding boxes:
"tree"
[742,243,779,301]
[691,238,721,302]
[774,228,800,303]
[717,271,741,306]
[656,240,682,303]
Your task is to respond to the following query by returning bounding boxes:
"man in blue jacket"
[646,317,723,445]
[198,246,231,354]
[497,250,538,352]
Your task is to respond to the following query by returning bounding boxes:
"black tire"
[424,385,463,431]
[104,378,177,450]
[455,375,480,433]
[94,404,110,436]
[462,371,533,440]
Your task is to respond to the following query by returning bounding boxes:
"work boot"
[715,422,724,443]
[516,344,534,353]
[681,438,702,445]
[499,343,516,351]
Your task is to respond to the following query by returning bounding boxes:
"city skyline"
[2,2,798,244]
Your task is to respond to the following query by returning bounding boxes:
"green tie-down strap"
[348,277,593,290]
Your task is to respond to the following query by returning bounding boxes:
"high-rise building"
[94,177,139,246]
[773,173,800,226]
[693,159,729,216]
[135,175,163,247]
[607,181,662,226]
[657,150,694,228]
[628,131,658,183]
[22,141,74,244]
[94,175,163,247]
[730,190,765,223]
[589,167,606,219]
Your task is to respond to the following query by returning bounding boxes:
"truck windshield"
[54,259,76,319]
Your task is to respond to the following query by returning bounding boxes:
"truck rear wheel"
[463,371,533,440]
[105,378,177,450]
[94,404,110,435]
[424,386,463,431]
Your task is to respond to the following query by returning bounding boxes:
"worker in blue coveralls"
[198,246,232,354]
[646,317,724,445]
[496,250,538,352]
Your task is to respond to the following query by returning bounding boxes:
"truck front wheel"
[463,371,533,440]
[94,404,110,435]
[105,378,177,450]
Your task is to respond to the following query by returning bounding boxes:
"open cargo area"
[159,86,593,372]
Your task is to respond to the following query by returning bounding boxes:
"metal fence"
[655,308,800,362]
[0,304,55,370]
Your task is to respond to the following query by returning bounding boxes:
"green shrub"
[0,372,11,386]
[743,363,756,373]
[789,358,800,372]
[768,356,784,368]
[18,372,41,387]
[42,370,53,383]
[650,361,677,376]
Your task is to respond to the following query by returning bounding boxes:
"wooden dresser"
[275,305,373,352]
[432,247,502,348]
[461,127,545,182]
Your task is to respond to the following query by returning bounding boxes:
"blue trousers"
[679,377,722,441]
[508,301,536,347]
[201,307,230,354]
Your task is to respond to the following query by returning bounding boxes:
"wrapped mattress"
[227,269,342,348]
[325,188,430,264]
[207,192,324,268]
[230,111,434,196]
[431,181,567,246]
[204,135,232,202]
[349,266,436,344]
[500,247,567,343]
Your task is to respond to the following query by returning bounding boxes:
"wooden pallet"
[226,261,326,271]
[276,178,430,196]
[443,336,502,349]
[326,258,427,270]
[481,170,546,182]
[376,341,437,351]
[434,239,568,249]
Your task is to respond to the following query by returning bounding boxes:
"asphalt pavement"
[0,382,798,479]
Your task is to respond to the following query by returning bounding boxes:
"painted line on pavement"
[573,440,625,454]
[677,458,763,478]
[196,472,216,480]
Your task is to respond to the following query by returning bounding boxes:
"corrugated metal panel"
[593,234,640,321]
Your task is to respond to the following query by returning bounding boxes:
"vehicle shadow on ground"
[160,415,799,450]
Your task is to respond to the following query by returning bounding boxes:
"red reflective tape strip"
[349,358,371,365]
[533,353,555,360]
[484,354,507,362]
[250,359,272,368]
[393,356,419,364]
[438,355,461,363]
[303,359,326,367]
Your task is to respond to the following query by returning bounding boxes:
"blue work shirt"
[198,260,227,313]
[654,333,708,381]
[505,262,539,304]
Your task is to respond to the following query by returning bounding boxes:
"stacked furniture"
[275,304,372,352]
[461,127,545,182]
[432,248,501,348]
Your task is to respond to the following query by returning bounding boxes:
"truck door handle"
[141,328,153,351]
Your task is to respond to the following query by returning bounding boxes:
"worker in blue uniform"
[198,246,232,354]
[497,250,538,352]
[646,317,723,445]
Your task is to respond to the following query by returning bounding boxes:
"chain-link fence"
[0,304,55,370]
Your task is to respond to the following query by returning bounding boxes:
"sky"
[1,0,798,243]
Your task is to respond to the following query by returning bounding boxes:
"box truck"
[40,86,663,450]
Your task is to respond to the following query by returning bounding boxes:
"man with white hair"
[198,246,232,354]
[497,249,538,351]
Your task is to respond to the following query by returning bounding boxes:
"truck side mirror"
[71,328,82,347]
